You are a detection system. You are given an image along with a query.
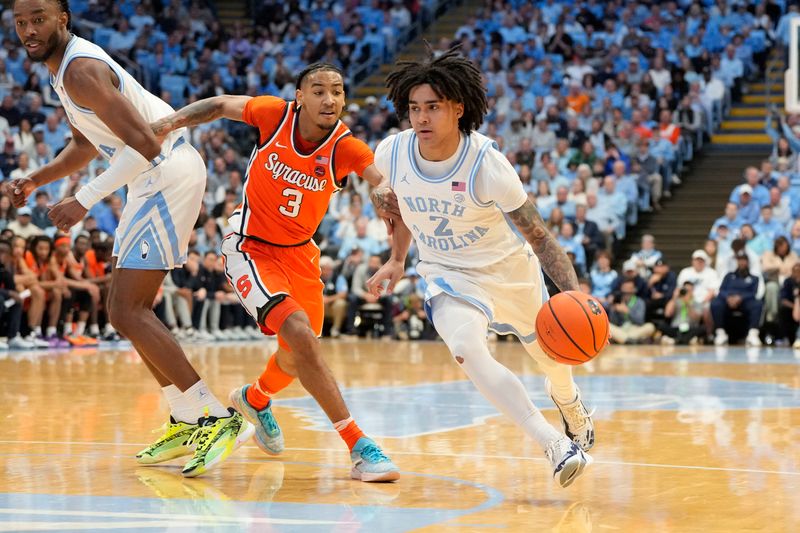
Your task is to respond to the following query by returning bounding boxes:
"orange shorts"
[220,234,324,350]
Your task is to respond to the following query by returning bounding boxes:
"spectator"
[7,206,44,239]
[659,281,706,345]
[780,264,800,348]
[31,190,52,230]
[645,257,677,324]
[711,250,763,346]
[630,234,663,278]
[321,256,348,338]
[345,254,393,337]
[589,250,618,302]
[608,279,656,344]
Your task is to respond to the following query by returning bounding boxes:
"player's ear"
[456,102,464,118]
[295,88,303,107]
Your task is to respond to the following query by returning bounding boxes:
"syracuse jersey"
[230,96,373,246]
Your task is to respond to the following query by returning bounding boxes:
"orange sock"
[246,353,295,410]
[335,418,365,451]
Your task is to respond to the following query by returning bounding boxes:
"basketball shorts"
[220,233,324,349]
[113,138,205,270]
[418,247,550,344]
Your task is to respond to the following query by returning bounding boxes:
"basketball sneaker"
[136,417,199,465]
[181,408,254,478]
[350,437,400,482]
[545,436,592,488]
[229,385,284,455]
[546,379,595,451]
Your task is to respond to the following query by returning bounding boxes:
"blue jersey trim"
[467,140,496,208]
[57,52,127,115]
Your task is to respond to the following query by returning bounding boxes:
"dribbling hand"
[366,259,405,297]
[5,178,36,208]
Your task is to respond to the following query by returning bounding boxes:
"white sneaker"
[246,326,262,339]
[745,329,762,347]
[8,335,34,349]
[545,436,592,488]
[26,333,50,348]
[232,327,248,340]
[195,330,215,342]
[793,339,800,350]
[660,336,676,346]
[0,340,10,350]
[714,329,728,346]
[546,379,595,451]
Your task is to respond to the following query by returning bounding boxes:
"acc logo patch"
[586,298,602,315]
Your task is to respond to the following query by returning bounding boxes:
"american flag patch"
[315,155,329,164]
[451,181,466,191]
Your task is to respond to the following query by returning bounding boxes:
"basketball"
[536,291,609,365]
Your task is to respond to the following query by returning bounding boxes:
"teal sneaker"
[350,437,400,482]
[229,385,284,455]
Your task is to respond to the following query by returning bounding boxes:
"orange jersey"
[24,251,45,278]
[235,96,374,246]
[84,250,107,279]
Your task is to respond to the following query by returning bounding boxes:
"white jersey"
[50,36,183,162]
[374,129,529,269]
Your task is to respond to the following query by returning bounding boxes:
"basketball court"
[1,338,798,532]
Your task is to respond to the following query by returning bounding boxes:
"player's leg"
[522,340,594,451]
[430,294,590,487]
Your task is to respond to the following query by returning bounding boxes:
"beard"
[24,33,60,63]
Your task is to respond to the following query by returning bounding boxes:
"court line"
[0,508,354,526]
[0,440,798,477]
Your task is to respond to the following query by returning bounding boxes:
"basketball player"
[149,63,400,482]
[367,49,594,487]
[9,0,253,477]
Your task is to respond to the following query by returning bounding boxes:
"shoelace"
[186,417,218,457]
[561,400,595,430]
[258,409,280,434]
[359,443,390,463]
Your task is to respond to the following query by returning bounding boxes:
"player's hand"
[48,196,88,232]
[370,185,401,220]
[366,258,405,297]
[5,178,36,208]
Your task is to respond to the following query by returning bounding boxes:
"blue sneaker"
[229,385,284,455]
[350,437,400,482]
[545,436,592,488]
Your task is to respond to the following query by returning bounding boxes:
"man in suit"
[572,203,604,268]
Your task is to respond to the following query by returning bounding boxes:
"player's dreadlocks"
[13,0,72,30]
[295,62,345,90]
[385,45,487,134]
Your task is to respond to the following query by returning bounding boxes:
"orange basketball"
[536,291,609,365]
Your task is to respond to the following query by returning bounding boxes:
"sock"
[161,384,183,415]
[46,326,56,337]
[32,326,42,337]
[334,417,364,451]
[76,321,86,336]
[89,324,100,336]
[174,379,230,422]
[104,323,115,335]
[246,353,295,410]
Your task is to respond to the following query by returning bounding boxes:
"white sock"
[32,326,42,337]
[46,326,56,337]
[431,295,562,450]
[76,321,86,336]
[522,341,578,404]
[175,379,229,422]
[89,324,100,336]
[161,384,183,415]
[104,323,115,335]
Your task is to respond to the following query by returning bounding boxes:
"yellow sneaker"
[181,408,254,478]
[136,417,198,465]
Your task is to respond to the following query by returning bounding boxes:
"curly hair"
[385,46,487,134]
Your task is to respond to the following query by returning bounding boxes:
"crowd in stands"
[0,0,796,349]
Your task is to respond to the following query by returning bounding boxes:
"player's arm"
[508,199,580,293]
[151,95,253,138]
[6,125,97,208]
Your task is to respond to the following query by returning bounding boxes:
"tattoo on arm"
[151,99,224,137]
[508,200,579,292]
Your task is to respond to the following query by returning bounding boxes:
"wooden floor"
[1,338,799,532]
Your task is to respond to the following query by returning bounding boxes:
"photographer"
[609,279,656,344]
[660,282,706,345]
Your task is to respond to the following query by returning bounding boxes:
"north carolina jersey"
[231,96,373,246]
[50,36,183,161]
[374,129,529,269]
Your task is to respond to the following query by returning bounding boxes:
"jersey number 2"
[279,188,303,218]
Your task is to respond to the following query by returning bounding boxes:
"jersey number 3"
[279,188,303,218]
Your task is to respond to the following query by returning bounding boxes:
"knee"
[30,285,44,300]
[278,313,319,357]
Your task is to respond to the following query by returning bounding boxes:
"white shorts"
[113,139,205,270]
[418,247,550,343]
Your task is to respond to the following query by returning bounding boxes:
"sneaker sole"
[181,421,255,478]
[229,389,284,456]
[556,452,592,488]
[136,445,195,465]
[350,467,401,483]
